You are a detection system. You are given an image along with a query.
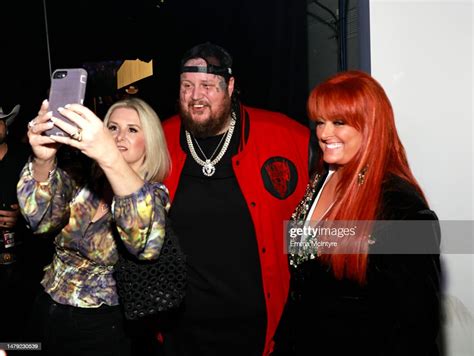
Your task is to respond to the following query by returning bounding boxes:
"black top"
[0,140,30,208]
[164,115,266,356]
[0,140,31,253]
[273,175,442,356]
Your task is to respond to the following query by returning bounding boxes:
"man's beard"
[180,99,232,138]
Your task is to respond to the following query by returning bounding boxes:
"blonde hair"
[103,98,170,182]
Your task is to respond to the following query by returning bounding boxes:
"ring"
[71,129,82,142]
[28,119,37,129]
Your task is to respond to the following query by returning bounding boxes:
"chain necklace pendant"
[202,160,216,177]
[185,111,237,178]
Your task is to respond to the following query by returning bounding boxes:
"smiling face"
[107,107,146,172]
[315,118,362,166]
[179,58,234,138]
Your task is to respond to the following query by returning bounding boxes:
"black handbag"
[114,216,186,320]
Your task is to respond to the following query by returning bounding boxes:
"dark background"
[1,0,309,140]
[1,0,309,346]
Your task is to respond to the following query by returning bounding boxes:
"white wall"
[370,1,473,354]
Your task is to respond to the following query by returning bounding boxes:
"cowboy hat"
[0,104,20,126]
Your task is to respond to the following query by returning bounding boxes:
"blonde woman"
[18,98,170,356]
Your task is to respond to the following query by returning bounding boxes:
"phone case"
[44,68,88,137]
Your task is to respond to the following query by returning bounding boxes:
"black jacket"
[273,174,442,356]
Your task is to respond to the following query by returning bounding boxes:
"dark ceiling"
[2,0,308,137]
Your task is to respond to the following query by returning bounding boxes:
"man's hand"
[0,204,20,230]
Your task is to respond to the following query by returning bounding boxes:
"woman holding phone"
[18,98,170,355]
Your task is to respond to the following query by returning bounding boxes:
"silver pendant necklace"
[185,112,237,177]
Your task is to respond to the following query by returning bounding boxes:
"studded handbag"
[114,216,186,320]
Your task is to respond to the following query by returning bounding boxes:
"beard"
[179,97,232,138]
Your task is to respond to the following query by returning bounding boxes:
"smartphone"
[43,68,88,137]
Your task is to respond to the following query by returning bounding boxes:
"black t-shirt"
[0,140,31,208]
[0,139,31,251]
[165,117,266,356]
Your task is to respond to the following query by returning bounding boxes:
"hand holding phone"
[44,68,87,137]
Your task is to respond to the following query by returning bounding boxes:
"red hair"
[307,70,426,284]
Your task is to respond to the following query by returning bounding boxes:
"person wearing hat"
[161,42,311,356]
[0,104,31,343]
[0,104,30,260]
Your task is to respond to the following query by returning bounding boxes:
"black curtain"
[151,0,309,123]
[1,0,309,138]
[236,0,308,123]
[1,1,50,140]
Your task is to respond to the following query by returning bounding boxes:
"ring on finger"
[28,119,38,129]
[71,129,82,142]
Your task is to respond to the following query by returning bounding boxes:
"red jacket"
[163,105,309,355]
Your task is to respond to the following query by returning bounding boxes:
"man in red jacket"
[162,42,310,356]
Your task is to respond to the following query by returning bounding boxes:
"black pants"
[27,291,131,356]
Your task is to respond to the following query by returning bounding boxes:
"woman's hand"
[27,100,60,163]
[48,103,144,197]
[48,104,121,167]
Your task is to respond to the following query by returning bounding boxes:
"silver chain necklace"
[185,112,237,177]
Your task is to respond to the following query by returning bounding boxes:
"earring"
[358,166,368,185]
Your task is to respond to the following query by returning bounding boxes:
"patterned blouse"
[17,161,170,308]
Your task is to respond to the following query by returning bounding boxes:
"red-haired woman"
[273,71,442,355]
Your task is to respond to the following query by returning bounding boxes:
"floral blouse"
[17,161,170,308]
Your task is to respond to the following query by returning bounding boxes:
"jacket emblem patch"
[261,157,298,200]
